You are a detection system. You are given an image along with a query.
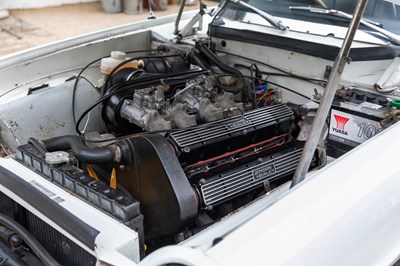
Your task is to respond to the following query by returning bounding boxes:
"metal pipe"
[290,0,369,188]
[174,0,187,35]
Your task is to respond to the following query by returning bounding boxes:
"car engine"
[12,41,319,257]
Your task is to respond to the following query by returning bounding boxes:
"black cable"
[75,69,208,135]
[235,63,327,86]
[215,50,327,84]
[27,138,48,156]
[250,64,258,108]
[0,214,60,266]
[72,57,105,125]
[102,53,182,95]
[72,48,166,125]
[76,76,98,90]
[197,44,244,94]
[215,73,311,100]
[125,49,166,55]
[82,106,245,144]
[79,72,308,140]
[267,80,311,100]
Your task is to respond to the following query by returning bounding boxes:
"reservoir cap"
[390,99,400,109]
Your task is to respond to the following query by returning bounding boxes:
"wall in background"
[1,0,99,9]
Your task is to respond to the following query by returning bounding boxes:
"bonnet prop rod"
[290,0,369,188]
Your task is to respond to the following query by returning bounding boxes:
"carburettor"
[119,76,244,131]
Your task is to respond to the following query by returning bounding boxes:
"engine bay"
[0,0,400,263]
[0,30,398,264]
[7,40,324,254]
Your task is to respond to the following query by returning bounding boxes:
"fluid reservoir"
[100,51,127,75]
[100,51,144,75]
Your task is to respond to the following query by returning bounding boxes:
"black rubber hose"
[197,44,244,94]
[76,69,208,135]
[0,241,28,266]
[0,214,60,266]
[0,225,14,241]
[28,138,48,157]
[198,44,239,75]
[191,52,211,70]
[42,135,117,164]
[213,82,242,94]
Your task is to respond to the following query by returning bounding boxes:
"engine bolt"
[10,235,24,256]
[9,235,22,247]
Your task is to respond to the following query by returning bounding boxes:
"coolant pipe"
[43,135,119,164]
[197,44,241,76]
[197,44,244,93]
[191,52,211,70]
[290,0,369,188]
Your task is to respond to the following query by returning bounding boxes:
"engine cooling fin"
[198,141,305,207]
[168,104,294,165]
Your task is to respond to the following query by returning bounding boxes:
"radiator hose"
[196,43,244,94]
[43,135,120,164]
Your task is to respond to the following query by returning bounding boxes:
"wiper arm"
[230,0,288,31]
[290,6,400,46]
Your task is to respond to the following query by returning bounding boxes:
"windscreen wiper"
[230,0,288,31]
[289,6,400,46]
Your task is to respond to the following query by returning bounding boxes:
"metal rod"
[290,0,369,188]
[174,0,187,35]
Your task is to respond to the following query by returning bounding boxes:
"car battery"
[327,89,390,158]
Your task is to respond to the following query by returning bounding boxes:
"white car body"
[0,1,400,265]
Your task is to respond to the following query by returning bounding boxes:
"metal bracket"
[174,0,210,41]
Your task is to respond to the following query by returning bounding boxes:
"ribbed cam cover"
[168,104,294,165]
[199,142,304,207]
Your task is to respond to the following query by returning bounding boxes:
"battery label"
[329,109,383,147]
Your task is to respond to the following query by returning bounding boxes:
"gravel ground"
[0,1,214,57]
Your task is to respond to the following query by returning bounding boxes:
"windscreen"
[218,0,400,35]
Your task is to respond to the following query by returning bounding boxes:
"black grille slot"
[192,140,315,208]
[168,104,294,165]
[25,211,96,266]
[200,149,302,206]
[170,104,293,148]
